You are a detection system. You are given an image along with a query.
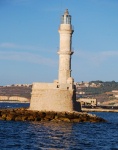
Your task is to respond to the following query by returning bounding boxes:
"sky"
[0,0,118,85]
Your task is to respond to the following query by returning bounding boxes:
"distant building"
[112,90,118,98]
[76,82,101,88]
[112,90,118,93]
[78,91,85,95]
[77,98,97,106]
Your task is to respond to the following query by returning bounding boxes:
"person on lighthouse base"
[29,9,81,112]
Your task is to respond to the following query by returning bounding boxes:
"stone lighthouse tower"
[29,9,81,112]
[58,9,74,84]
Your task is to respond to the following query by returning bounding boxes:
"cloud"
[0,43,16,48]
[0,42,55,53]
[0,42,39,51]
[1,43,118,68]
[101,51,118,57]
[0,51,57,66]
[0,42,57,66]
[75,50,118,66]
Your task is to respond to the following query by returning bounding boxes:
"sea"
[0,102,118,150]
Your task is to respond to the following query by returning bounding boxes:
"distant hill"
[0,85,32,99]
[77,81,118,95]
[76,81,118,105]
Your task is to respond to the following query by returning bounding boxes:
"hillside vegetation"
[76,81,118,105]
[80,81,118,95]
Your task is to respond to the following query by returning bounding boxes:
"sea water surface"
[0,103,118,150]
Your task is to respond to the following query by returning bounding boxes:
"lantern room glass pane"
[61,15,71,24]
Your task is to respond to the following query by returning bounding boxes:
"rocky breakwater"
[0,108,106,123]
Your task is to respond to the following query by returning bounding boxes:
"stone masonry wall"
[29,83,81,112]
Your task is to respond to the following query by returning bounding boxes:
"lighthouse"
[29,9,81,112]
[58,9,74,84]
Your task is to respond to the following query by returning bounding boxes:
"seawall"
[82,108,118,112]
[0,96,29,102]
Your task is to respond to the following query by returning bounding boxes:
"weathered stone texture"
[29,83,80,112]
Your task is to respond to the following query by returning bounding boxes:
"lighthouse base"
[29,82,81,112]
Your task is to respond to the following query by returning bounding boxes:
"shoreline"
[82,108,118,113]
[0,101,30,103]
